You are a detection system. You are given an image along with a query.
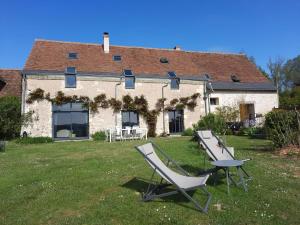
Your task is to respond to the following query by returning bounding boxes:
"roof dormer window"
[168,71,180,90]
[68,52,78,59]
[65,67,76,74]
[113,55,122,61]
[231,74,240,82]
[160,57,169,63]
[123,69,135,89]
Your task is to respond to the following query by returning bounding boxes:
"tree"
[244,53,270,79]
[283,55,300,88]
[267,57,285,93]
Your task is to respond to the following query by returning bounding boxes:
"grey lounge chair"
[135,142,212,213]
[196,130,251,179]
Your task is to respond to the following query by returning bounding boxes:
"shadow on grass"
[121,177,209,212]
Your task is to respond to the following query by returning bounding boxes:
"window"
[122,111,139,128]
[168,71,180,90]
[65,67,76,88]
[124,69,135,89]
[231,74,240,82]
[113,55,122,61]
[210,97,219,105]
[168,110,184,133]
[160,57,169,63]
[65,67,76,74]
[68,52,78,59]
[52,103,89,139]
[65,75,76,88]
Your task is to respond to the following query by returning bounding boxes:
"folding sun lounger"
[135,142,212,213]
[196,130,251,179]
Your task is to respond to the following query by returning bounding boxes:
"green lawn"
[0,136,299,225]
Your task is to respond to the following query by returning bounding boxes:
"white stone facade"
[23,75,205,137]
[209,91,279,117]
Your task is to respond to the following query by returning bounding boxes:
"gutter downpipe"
[162,83,169,134]
[115,79,122,127]
[20,71,27,136]
[204,81,208,115]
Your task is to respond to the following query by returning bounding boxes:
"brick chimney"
[103,32,109,53]
[173,46,181,51]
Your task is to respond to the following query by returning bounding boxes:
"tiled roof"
[0,69,22,97]
[24,39,270,84]
[211,81,276,91]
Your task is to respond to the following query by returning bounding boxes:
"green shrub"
[0,96,21,140]
[237,127,266,138]
[192,113,226,138]
[15,137,53,144]
[92,131,106,141]
[181,128,193,136]
[264,110,300,147]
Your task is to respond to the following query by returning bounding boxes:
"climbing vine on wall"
[26,88,201,137]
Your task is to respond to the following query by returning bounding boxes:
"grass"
[0,136,299,225]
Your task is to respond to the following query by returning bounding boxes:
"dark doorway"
[168,110,184,134]
[52,103,89,139]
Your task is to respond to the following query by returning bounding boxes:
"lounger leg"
[225,168,230,194]
[237,166,248,192]
[178,186,212,213]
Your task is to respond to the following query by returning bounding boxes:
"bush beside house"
[0,96,22,140]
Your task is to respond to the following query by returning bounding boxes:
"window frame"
[68,52,78,59]
[121,110,139,128]
[210,97,219,106]
[113,55,122,61]
[168,71,180,90]
[123,69,135,89]
[65,67,77,88]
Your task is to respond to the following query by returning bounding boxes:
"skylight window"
[65,67,76,75]
[168,71,176,78]
[160,57,169,63]
[68,52,78,59]
[113,55,122,61]
[124,69,133,76]
[231,74,240,82]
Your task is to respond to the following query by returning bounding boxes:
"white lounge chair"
[196,130,251,179]
[135,142,212,213]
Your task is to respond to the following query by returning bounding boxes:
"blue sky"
[1,0,299,71]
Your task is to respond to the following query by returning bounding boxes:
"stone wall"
[23,75,205,137]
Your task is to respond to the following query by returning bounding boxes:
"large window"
[52,103,89,139]
[122,111,139,128]
[168,110,184,133]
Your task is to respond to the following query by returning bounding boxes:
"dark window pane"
[68,53,77,59]
[65,67,76,74]
[53,112,72,138]
[168,110,184,133]
[65,75,76,88]
[170,78,179,89]
[122,111,139,127]
[53,103,72,111]
[53,103,89,139]
[70,112,88,138]
[168,71,176,78]
[124,69,133,76]
[125,77,135,89]
[113,55,122,61]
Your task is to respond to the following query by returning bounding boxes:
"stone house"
[21,33,278,139]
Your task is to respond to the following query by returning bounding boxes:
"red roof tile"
[24,39,269,83]
[0,69,22,97]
